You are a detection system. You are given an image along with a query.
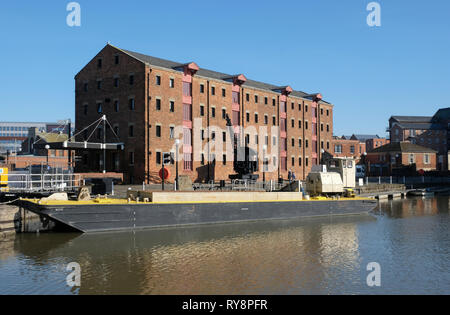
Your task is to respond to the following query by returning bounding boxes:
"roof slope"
[116,45,327,104]
[369,142,437,154]
[391,116,432,123]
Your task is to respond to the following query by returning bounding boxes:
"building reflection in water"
[4,196,448,295]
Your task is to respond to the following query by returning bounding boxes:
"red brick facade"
[331,137,365,161]
[75,45,334,184]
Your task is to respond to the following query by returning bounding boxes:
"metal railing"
[0,173,81,193]
[192,180,298,192]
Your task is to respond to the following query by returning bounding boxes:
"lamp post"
[263,145,267,189]
[45,145,50,166]
[175,139,180,191]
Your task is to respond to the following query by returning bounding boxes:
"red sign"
[159,168,170,180]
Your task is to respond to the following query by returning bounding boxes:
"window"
[201,129,205,141]
[184,153,192,171]
[83,83,88,92]
[255,135,259,145]
[170,127,174,139]
[424,154,430,164]
[223,155,227,165]
[129,152,134,165]
[183,104,192,121]
[292,157,295,167]
[211,132,216,141]
[83,105,88,115]
[292,138,295,147]
[334,145,342,154]
[232,91,239,104]
[170,78,174,88]
[156,152,161,165]
[201,153,205,165]
[273,116,276,125]
[170,101,175,112]
[156,99,161,111]
[129,75,134,85]
[255,113,258,123]
[299,157,302,167]
[211,86,216,95]
[327,124,330,132]
[350,145,355,154]
[114,77,119,87]
[299,103,302,111]
[272,99,276,106]
[129,98,135,110]
[409,154,415,164]
[299,138,302,147]
[321,108,324,115]
[305,105,308,112]
[255,95,258,103]
[223,132,227,142]
[321,123,324,132]
[265,97,268,105]
[183,82,192,96]
[299,120,302,129]
[291,119,295,128]
[291,102,295,110]
[115,55,119,65]
[156,75,161,85]
[128,125,134,137]
[97,80,102,90]
[200,84,205,93]
[246,94,250,102]
[200,105,205,116]
[222,109,226,119]
[246,112,250,123]
[211,107,216,118]
[222,88,226,97]
[97,103,102,114]
[97,58,102,69]
[264,115,268,125]
[305,139,309,148]
[156,125,161,137]
[305,121,308,130]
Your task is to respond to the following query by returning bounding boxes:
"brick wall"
[75,45,334,184]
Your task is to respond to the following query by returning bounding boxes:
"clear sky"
[1,0,449,137]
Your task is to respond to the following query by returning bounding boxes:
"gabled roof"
[369,142,437,154]
[351,134,380,142]
[390,116,432,123]
[432,107,450,122]
[113,45,331,104]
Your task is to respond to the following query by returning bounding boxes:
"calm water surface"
[0,196,449,295]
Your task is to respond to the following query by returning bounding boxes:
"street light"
[175,139,180,191]
[45,145,50,166]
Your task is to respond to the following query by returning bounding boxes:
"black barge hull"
[19,199,378,233]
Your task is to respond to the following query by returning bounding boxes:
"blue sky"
[0,0,449,136]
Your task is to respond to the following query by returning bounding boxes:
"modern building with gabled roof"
[74,44,335,184]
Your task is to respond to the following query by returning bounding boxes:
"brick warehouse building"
[75,44,334,184]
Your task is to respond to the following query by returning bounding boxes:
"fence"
[359,176,450,186]
[0,172,81,193]
[192,179,296,192]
